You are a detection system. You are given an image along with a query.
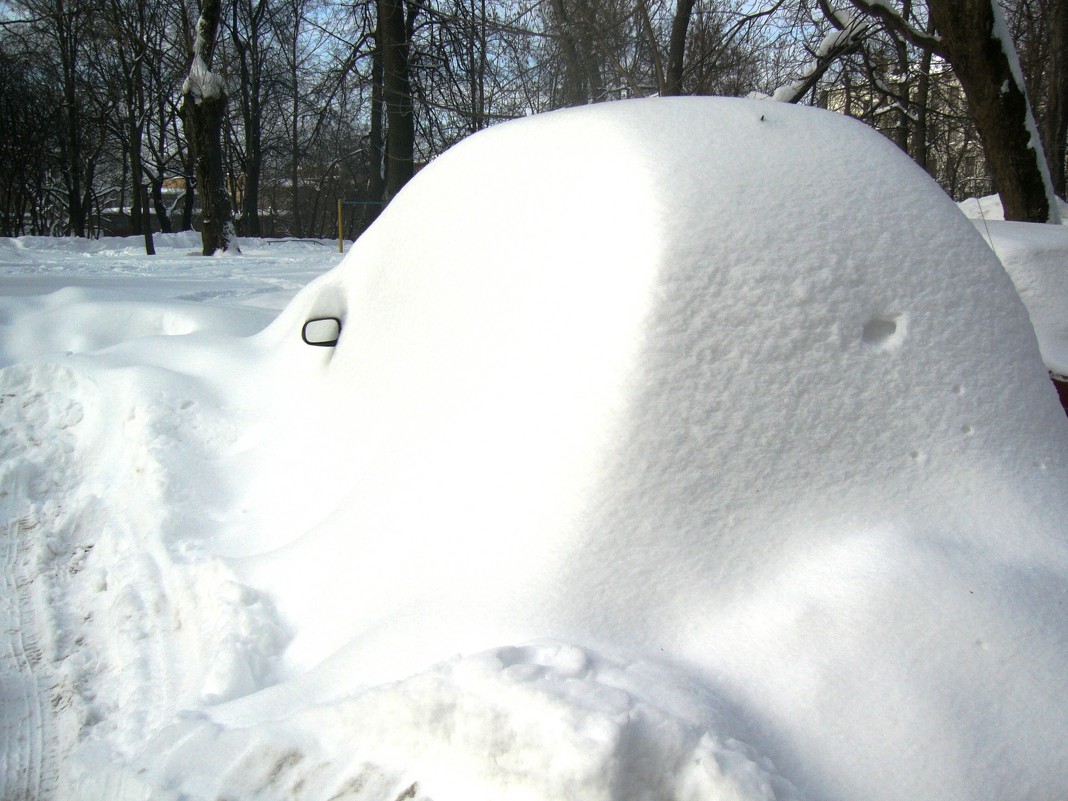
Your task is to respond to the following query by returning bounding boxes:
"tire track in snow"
[0,363,127,799]
[2,360,290,799]
[0,367,90,801]
[1,514,58,801]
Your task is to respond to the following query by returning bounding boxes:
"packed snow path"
[0,237,340,800]
[3,99,1068,801]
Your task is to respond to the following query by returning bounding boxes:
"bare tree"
[99,0,162,253]
[7,0,102,235]
[229,0,274,236]
[848,0,1060,222]
[0,47,56,236]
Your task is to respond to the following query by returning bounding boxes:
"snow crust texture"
[3,98,1068,801]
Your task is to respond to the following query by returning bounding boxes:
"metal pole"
[338,197,344,253]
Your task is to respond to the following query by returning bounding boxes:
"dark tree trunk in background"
[911,45,933,175]
[469,0,488,131]
[379,0,415,201]
[889,34,910,152]
[664,0,696,95]
[129,145,144,235]
[290,83,300,236]
[114,0,155,254]
[130,153,154,254]
[232,0,267,236]
[186,89,237,252]
[180,146,196,232]
[367,31,386,218]
[55,0,87,236]
[549,0,586,105]
[286,12,302,237]
[242,142,262,236]
[1045,0,1068,197]
[151,177,172,233]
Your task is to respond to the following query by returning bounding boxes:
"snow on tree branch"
[182,0,226,106]
[182,53,225,104]
[759,13,871,104]
[846,0,942,54]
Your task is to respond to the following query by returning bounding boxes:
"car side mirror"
[302,317,342,347]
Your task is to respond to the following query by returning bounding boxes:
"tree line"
[1,0,1065,250]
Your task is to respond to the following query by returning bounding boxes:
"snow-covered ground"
[0,233,343,799]
[3,98,1068,801]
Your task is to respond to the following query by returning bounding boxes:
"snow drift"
[963,208,1068,376]
[4,97,1068,801]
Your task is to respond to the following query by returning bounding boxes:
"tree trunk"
[549,0,586,106]
[185,89,238,253]
[1045,0,1068,197]
[379,0,415,201]
[232,0,265,236]
[911,45,933,175]
[243,164,261,235]
[367,30,386,217]
[889,34,910,152]
[130,145,154,254]
[151,177,172,234]
[290,31,301,236]
[926,0,1058,222]
[849,0,1058,221]
[129,145,144,234]
[664,0,696,96]
[128,0,154,254]
[180,148,196,232]
[182,0,239,254]
[54,0,87,236]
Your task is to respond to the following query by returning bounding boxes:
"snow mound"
[970,218,1068,375]
[960,192,1068,224]
[227,97,1068,801]
[0,286,268,367]
[134,643,799,801]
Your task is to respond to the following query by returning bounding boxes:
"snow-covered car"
[253,97,1068,801]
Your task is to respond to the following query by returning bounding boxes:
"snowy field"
[3,98,1068,801]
